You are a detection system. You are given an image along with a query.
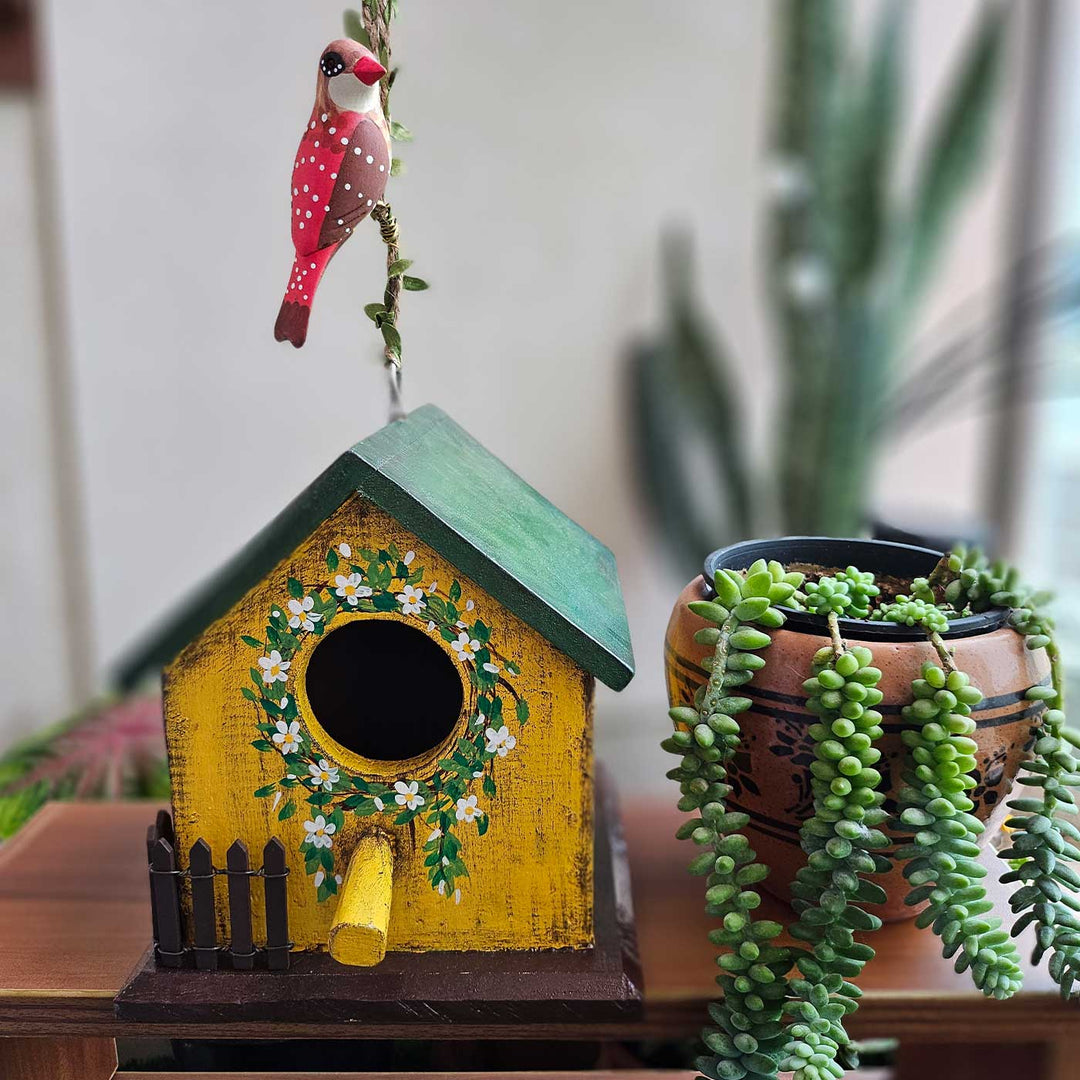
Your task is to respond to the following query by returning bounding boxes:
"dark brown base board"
[114,776,642,1025]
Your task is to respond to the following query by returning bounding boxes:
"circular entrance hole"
[304,619,464,762]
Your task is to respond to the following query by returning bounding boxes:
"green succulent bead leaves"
[895,660,1024,999]
[666,558,803,1080]
[782,635,888,1078]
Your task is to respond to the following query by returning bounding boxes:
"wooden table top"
[0,799,1070,1041]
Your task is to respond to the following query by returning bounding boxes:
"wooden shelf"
[0,798,1073,1047]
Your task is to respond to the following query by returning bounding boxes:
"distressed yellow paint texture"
[164,495,594,953]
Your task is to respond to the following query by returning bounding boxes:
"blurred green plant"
[0,695,167,840]
[631,0,1010,570]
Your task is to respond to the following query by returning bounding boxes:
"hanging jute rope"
[360,0,407,420]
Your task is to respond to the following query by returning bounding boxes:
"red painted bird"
[274,38,391,348]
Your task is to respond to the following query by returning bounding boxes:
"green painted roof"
[117,405,635,691]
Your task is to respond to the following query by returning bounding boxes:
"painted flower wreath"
[241,540,531,903]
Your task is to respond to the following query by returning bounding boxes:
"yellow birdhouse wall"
[164,494,595,953]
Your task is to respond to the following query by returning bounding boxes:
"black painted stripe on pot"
[744,700,1045,733]
[666,643,1050,716]
[726,800,801,842]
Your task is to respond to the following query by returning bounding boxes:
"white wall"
[2,1,1044,789]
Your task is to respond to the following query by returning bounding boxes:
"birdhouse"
[125,406,635,971]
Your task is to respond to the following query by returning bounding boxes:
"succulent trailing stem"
[928,630,957,674]
[783,617,889,1078]
[881,593,1024,998]
[664,560,803,1080]
[931,544,1080,996]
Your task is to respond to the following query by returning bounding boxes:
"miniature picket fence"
[146,810,291,971]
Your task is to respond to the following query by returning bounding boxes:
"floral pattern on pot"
[241,540,531,904]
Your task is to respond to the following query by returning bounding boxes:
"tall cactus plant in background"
[631,0,1008,570]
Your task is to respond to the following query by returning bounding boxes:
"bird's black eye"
[320,51,346,78]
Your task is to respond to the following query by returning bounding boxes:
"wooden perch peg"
[328,831,394,965]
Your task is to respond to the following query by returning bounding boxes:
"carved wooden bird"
[275,39,391,348]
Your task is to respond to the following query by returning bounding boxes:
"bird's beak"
[354,56,386,85]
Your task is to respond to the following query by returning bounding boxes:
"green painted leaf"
[477,815,489,836]
[516,698,530,724]
[402,275,429,291]
[251,739,274,752]
[287,577,304,599]
[449,580,462,603]
[241,687,258,703]
[472,619,490,643]
[241,635,263,649]
[373,592,398,612]
[326,548,339,571]
[254,783,277,798]
[307,791,333,807]
[388,258,413,276]
[483,774,496,799]
[278,800,297,821]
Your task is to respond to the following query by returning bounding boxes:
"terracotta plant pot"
[664,537,1050,922]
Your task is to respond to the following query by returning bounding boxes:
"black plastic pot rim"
[703,536,1010,642]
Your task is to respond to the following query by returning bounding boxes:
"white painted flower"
[397,584,426,615]
[455,620,467,629]
[454,888,461,904]
[438,880,446,896]
[303,815,336,849]
[427,620,436,632]
[314,869,325,887]
[427,580,438,595]
[456,794,483,823]
[338,542,352,558]
[258,650,290,684]
[451,631,480,663]
[403,550,415,566]
[287,595,322,632]
[483,662,500,674]
[335,873,343,885]
[271,790,282,812]
[485,725,516,757]
[308,758,339,791]
[465,599,475,611]
[272,719,303,754]
[373,796,385,811]
[335,572,372,606]
[427,826,442,842]
[785,253,832,308]
[394,779,424,810]
[472,769,484,778]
